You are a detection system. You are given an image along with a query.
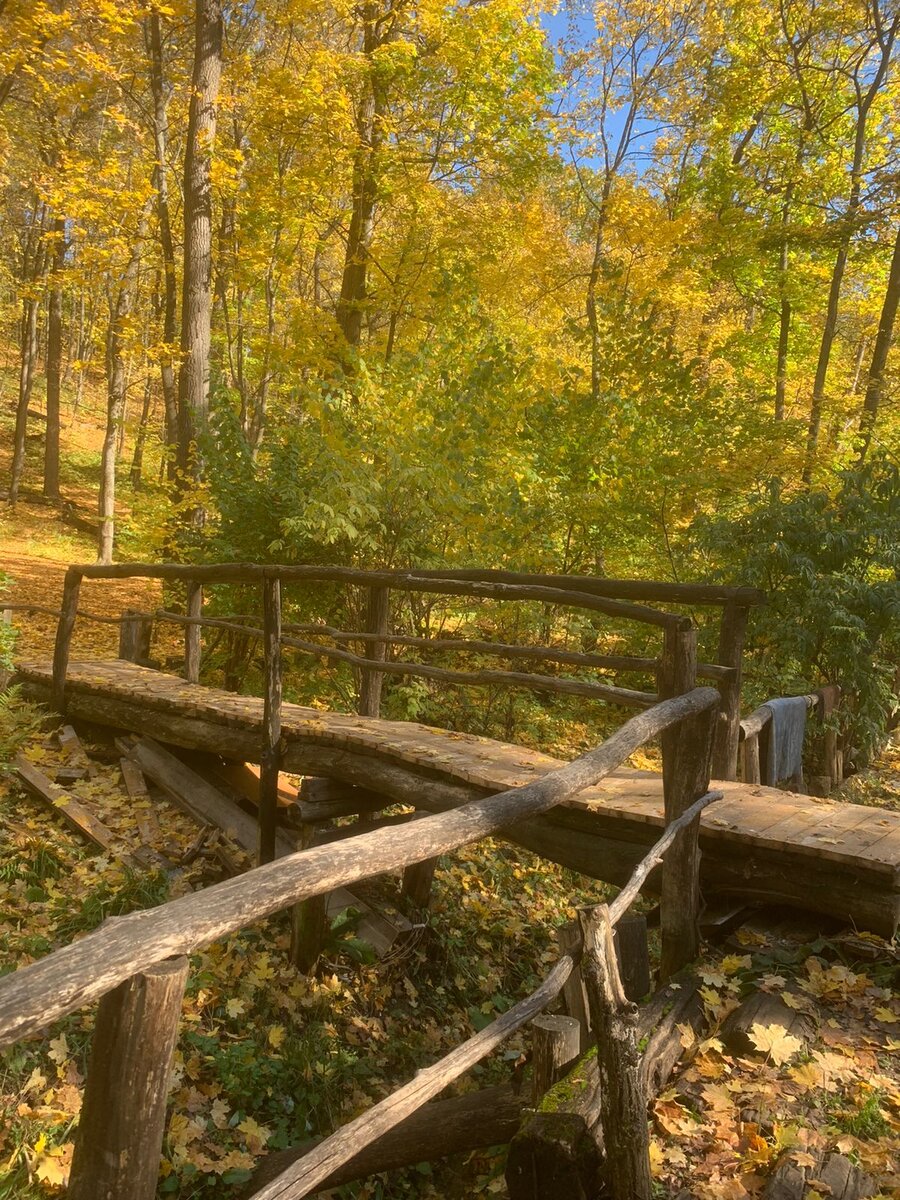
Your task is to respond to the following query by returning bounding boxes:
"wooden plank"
[120,757,161,845]
[127,737,295,860]
[13,659,900,886]
[14,755,138,867]
[212,761,297,809]
[259,576,283,865]
[58,724,98,778]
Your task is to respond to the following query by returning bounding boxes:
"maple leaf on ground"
[747,1022,804,1066]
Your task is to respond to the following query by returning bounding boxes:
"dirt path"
[0,500,162,661]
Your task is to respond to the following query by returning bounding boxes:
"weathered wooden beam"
[51,567,82,710]
[245,1083,526,1197]
[578,904,651,1200]
[358,584,389,718]
[532,1014,581,1103]
[68,957,188,1200]
[184,581,202,682]
[118,609,153,665]
[711,601,750,781]
[506,970,704,1200]
[281,631,658,708]
[0,688,719,1047]
[259,576,283,866]
[14,755,139,868]
[73,562,692,630]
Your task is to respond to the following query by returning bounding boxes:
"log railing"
[42,561,761,788]
[0,685,721,1200]
[739,688,842,792]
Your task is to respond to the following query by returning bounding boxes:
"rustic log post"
[660,673,717,979]
[577,904,651,1200]
[401,854,438,911]
[51,567,83,711]
[531,1014,581,1103]
[67,956,188,1200]
[290,822,327,972]
[742,731,761,784]
[118,609,153,664]
[613,913,650,1002]
[557,921,590,1052]
[711,602,750,781]
[259,576,282,866]
[358,584,389,717]
[184,580,202,682]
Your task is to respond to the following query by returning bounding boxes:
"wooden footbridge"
[11,561,900,935]
[3,560,900,1200]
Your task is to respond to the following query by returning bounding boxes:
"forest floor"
[0,425,897,1198]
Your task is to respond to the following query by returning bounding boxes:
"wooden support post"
[118,609,153,664]
[557,921,590,1052]
[577,904,651,1200]
[401,854,438,911]
[711,602,750,782]
[742,732,761,784]
[68,956,188,1200]
[51,567,82,712]
[358,585,389,718]
[531,1014,581,1103]
[659,625,716,980]
[184,581,202,683]
[259,576,283,866]
[614,913,650,1002]
[290,823,326,972]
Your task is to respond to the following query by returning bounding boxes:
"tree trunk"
[803,19,898,482]
[130,372,154,489]
[176,0,223,480]
[856,223,900,463]
[335,2,386,352]
[98,220,146,564]
[43,216,67,500]
[146,7,181,481]
[8,200,48,503]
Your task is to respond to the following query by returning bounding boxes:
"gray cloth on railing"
[761,696,807,785]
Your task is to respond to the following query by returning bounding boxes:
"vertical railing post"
[358,584,389,718]
[118,609,153,664]
[68,956,189,1200]
[577,903,652,1200]
[259,574,282,866]
[659,624,717,980]
[711,601,750,781]
[184,580,202,683]
[51,567,82,711]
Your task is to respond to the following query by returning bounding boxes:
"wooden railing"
[738,687,842,792]
[0,684,721,1200]
[43,561,761,782]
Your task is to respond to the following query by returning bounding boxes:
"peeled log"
[245,1083,525,1196]
[505,972,704,1200]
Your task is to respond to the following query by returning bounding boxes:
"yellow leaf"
[874,1007,897,1023]
[747,1022,803,1066]
[226,998,245,1018]
[47,1034,69,1066]
[238,1116,271,1151]
[267,1024,286,1049]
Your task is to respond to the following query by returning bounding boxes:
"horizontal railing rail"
[0,685,719,1048]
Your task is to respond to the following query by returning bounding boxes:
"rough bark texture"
[246,1084,526,1197]
[177,0,223,478]
[43,215,66,500]
[67,958,189,1200]
[857,222,900,461]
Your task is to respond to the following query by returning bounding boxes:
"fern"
[0,686,47,770]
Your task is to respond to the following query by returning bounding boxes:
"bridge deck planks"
[13,660,900,904]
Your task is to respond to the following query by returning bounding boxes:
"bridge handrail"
[0,685,719,1049]
[47,561,756,781]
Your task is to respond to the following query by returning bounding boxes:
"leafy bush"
[690,458,900,764]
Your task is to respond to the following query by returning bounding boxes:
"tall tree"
[177,0,223,482]
[856,222,900,461]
